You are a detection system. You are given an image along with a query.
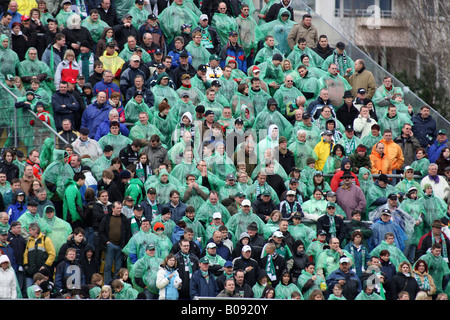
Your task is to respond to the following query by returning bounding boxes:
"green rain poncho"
[253,42,284,66]
[415,251,450,294]
[354,287,384,300]
[246,180,280,205]
[151,231,173,259]
[40,206,73,256]
[294,71,321,106]
[18,48,54,94]
[114,0,134,20]
[122,228,158,269]
[206,149,237,181]
[128,120,163,141]
[305,239,326,263]
[180,215,205,240]
[211,12,238,47]
[372,84,403,115]
[55,10,75,28]
[287,45,324,70]
[158,1,199,44]
[258,59,284,96]
[235,12,264,59]
[185,41,211,70]
[196,200,231,226]
[145,169,178,205]
[417,191,448,233]
[231,92,255,119]
[98,133,132,158]
[115,282,139,300]
[296,268,326,299]
[17,210,51,238]
[258,8,296,57]
[262,218,280,240]
[0,35,20,78]
[253,102,294,140]
[360,132,382,156]
[170,158,198,182]
[288,223,316,249]
[410,157,430,181]
[151,75,181,107]
[369,240,408,269]
[301,197,327,232]
[316,248,353,279]
[398,196,426,247]
[247,86,272,114]
[318,71,353,107]
[377,111,413,138]
[124,98,152,124]
[41,149,74,200]
[151,215,176,238]
[275,281,302,299]
[272,84,304,116]
[364,182,397,213]
[124,178,145,204]
[314,114,345,135]
[90,155,112,181]
[130,252,163,294]
[128,5,149,30]
[395,178,423,197]
[119,44,152,64]
[291,122,321,150]
[225,208,266,245]
[216,68,237,98]
[176,86,206,107]
[81,16,109,43]
[321,49,355,77]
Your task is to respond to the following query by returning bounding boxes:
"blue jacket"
[190,269,219,299]
[51,90,80,131]
[168,49,193,70]
[428,138,449,164]
[220,42,246,72]
[81,101,113,139]
[92,79,120,100]
[411,113,437,148]
[6,202,27,224]
[161,201,187,224]
[326,268,361,300]
[94,117,130,141]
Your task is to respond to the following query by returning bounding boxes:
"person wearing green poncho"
[318,63,353,108]
[410,148,430,180]
[294,65,321,107]
[206,143,236,181]
[287,37,324,69]
[40,205,72,259]
[128,111,163,141]
[415,243,450,294]
[119,36,152,64]
[81,10,109,44]
[18,47,53,94]
[151,207,176,238]
[176,76,206,107]
[98,122,133,158]
[17,200,51,241]
[130,243,162,298]
[337,126,362,157]
[185,30,211,70]
[258,53,284,96]
[151,222,173,259]
[272,75,304,117]
[169,129,196,165]
[235,4,263,65]
[288,212,316,249]
[417,184,448,233]
[225,199,265,245]
[297,262,327,298]
[395,167,423,197]
[253,35,284,65]
[90,145,114,180]
[247,76,272,114]
[377,105,413,139]
[315,237,353,279]
[369,233,409,269]
[0,35,20,78]
[211,3,238,47]
[158,0,199,45]
[355,281,384,300]
[291,114,321,150]
[151,74,181,107]
[253,100,294,146]
[275,270,302,299]
[122,219,158,269]
[124,91,152,123]
[321,42,355,77]
[360,123,382,156]
[55,2,75,28]
[146,169,178,206]
[112,280,139,299]
[302,189,327,232]
[128,0,149,30]
[372,76,403,115]
[258,9,295,57]
[196,191,231,226]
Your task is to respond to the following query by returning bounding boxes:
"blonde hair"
[97,285,113,299]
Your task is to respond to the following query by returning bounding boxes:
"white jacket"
[156,266,182,300]
[0,255,17,299]
[353,115,377,139]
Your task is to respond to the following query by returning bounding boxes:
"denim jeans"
[104,242,123,285]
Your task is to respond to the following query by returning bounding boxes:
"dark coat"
[316,213,346,244]
[98,212,131,250]
[190,269,220,298]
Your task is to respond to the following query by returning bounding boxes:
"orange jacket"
[370,150,393,175]
[371,139,404,171]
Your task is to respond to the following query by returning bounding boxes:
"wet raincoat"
[41,150,74,200]
[0,35,20,78]
[235,12,264,59]
[158,1,199,44]
[211,12,238,47]
[258,8,296,56]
